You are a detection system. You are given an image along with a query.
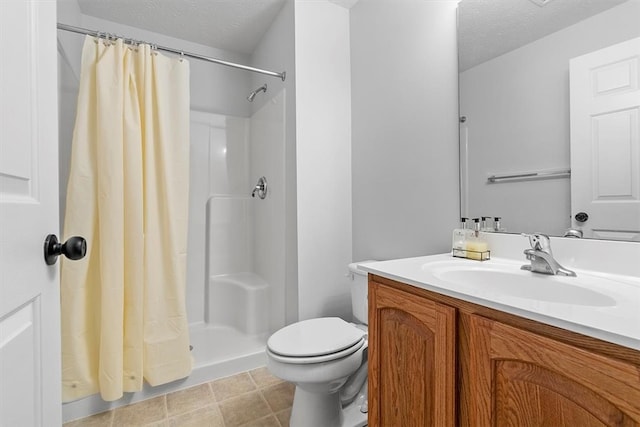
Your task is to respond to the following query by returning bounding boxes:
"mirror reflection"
[458,0,640,241]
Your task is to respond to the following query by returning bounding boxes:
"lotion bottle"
[466,218,489,260]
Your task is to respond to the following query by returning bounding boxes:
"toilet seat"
[267,338,365,364]
[267,317,366,364]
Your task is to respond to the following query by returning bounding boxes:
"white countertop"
[361,253,640,351]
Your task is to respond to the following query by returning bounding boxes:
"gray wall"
[295,1,353,321]
[351,0,460,262]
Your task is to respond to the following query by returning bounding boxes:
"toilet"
[266,261,373,427]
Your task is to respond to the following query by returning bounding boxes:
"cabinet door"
[369,282,456,426]
[470,315,640,426]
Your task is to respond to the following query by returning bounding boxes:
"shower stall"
[56,4,292,421]
[186,96,287,379]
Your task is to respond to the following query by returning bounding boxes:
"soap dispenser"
[452,217,471,258]
[465,218,490,260]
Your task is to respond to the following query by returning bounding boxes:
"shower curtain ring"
[179,51,184,62]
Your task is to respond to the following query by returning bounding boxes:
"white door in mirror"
[570,37,640,241]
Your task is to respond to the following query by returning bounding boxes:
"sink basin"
[426,262,617,307]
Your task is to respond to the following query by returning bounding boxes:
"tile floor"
[63,367,294,427]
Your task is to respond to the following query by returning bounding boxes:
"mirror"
[458,0,640,241]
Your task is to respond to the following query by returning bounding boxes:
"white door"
[570,37,640,241]
[0,1,61,425]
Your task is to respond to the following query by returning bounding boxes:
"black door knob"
[44,234,87,265]
[574,212,589,223]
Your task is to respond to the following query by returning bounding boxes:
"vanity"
[362,235,640,426]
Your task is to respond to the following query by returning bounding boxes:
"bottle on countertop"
[452,217,471,258]
[465,218,490,260]
[494,217,505,232]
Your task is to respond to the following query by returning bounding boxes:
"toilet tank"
[348,261,377,325]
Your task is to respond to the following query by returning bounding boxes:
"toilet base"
[290,388,342,427]
[289,387,367,427]
[342,398,368,427]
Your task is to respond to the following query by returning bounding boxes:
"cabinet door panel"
[369,282,455,426]
[470,314,640,426]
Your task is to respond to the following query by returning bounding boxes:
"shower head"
[247,84,267,102]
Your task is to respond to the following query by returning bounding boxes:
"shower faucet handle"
[251,176,268,199]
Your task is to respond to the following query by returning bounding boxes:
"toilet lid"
[267,317,366,358]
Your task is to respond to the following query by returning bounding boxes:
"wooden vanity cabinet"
[470,315,640,426]
[368,275,640,427]
[368,280,456,426]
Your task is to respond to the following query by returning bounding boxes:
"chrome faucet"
[521,233,576,277]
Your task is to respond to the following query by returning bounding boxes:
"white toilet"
[266,262,372,427]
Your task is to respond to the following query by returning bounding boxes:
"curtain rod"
[57,23,286,81]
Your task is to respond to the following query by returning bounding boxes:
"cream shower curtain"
[61,36,191,402]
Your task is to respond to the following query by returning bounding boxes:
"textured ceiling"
[76,0,286,54]
[458,0,631,71]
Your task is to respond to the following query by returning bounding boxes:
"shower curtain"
[61,36,191,402]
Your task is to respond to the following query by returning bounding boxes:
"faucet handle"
[521,233,551,252]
